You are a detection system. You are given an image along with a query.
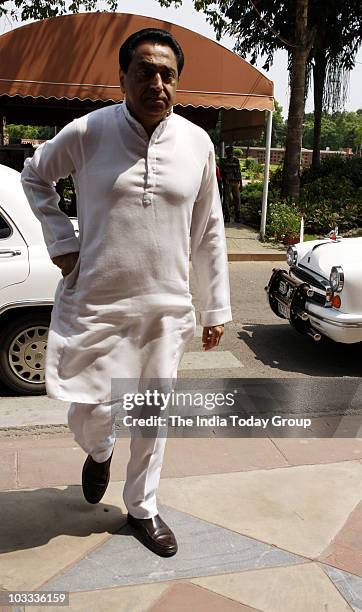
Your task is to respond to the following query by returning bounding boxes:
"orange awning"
[0,12,273,137]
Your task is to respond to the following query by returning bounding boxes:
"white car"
[0,163,78,394]
[267,232,362,344]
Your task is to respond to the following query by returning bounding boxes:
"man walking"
[220,145,242,223]
[21,28,231,557]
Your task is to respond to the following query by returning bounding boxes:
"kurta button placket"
[143,133,159,208]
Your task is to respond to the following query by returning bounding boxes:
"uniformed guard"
[220,145,242,223]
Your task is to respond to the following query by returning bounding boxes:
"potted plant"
[267,201,301,244]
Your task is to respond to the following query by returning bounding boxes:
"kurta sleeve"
[21,120,82,259]
[190,143,232,327]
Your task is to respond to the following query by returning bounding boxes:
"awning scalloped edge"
[0,92,272,112]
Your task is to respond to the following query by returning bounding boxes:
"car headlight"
[329,266,344,292]
[286,246,298,266]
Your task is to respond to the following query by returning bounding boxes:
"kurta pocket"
[63,255,81,290]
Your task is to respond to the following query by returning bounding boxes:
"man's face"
[119,42,179,126]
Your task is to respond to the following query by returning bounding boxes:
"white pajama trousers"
[67,401,167,519]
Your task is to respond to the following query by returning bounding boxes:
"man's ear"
[119,67,126,93]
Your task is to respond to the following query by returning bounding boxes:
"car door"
[0,209,30,291]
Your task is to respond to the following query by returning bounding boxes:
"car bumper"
[267,268,362,344]
[307,304,362,344]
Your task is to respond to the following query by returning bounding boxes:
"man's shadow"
[0,486,129,554]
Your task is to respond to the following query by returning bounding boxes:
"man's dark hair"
[226,146,234,154]
[119,28,184,76]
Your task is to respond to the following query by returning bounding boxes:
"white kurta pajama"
[21,102,232,518]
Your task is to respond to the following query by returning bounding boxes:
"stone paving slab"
[0,434,74,449]
[22,581,261,612]
[319,500,362,578]
[192,563,353,612]
[16,442,129,489]
[42,505,306,592]
[0,429,360,609]
[25,582,170,612]
[0,483,124,590]
[17,445,85,489]
[157,461,362,558]
[321,564,362,612]
[0,437,290,491]
[0,449,17,489]
[272,438,362,466]
[147,581,260,612]
[162,438,289,476]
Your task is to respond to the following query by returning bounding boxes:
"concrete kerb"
[228,252,286,261]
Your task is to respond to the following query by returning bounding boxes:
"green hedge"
[300,156,362,233]
[268,156,362,234]
[240,181,263,227]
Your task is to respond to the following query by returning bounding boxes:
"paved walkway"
[224,224,285,261]
[1,434,362,611]
[2,226,360,611]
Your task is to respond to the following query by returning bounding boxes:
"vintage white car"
[267,233,362,344]
[0,163,78,394]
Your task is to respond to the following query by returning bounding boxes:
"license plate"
[279,280,288,295]
[278,302,289,318]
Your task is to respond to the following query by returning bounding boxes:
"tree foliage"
[0,0,117,21]
[270,101,286,148]
[303,110,362,152]
[159,0,361,197]
[7,124,54,142]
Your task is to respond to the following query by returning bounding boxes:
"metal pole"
[300,215,304,242]
[221,141,225,158]
[260,109,273,241]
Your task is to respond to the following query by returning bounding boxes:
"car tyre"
[0,312,50,395]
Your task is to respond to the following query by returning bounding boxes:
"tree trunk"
[282,0,313,199]
[312,52,327,168]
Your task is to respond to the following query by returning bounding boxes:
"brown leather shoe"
[82,450,113,504]
[127,513,178,557]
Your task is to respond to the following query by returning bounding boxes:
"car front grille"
[291,266,328,306]
[291,266,328,290]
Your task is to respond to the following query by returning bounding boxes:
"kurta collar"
[120,101,173,141]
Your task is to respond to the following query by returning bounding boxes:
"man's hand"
[202,325,225,351]
[51,251,79,277]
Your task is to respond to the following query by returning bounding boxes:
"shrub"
[233,147,243,158]
[301,201,361,234]
[240,181,263,227]
[243,157,264,181]
[301,155,362,189]
[269,165,283,194]
[300,156,362,232]
[267,201,301,240]
[268,156,362,233]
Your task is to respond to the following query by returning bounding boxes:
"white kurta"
[21,102,232,403]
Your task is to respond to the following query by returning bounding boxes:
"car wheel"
[0,313,50,395]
